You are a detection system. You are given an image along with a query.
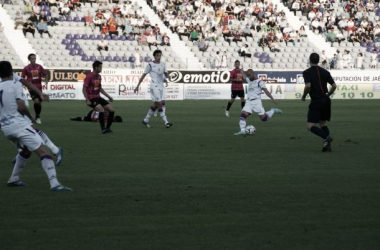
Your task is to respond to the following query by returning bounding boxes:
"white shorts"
[6,126,44,152]
[242,99,265,115]
[150,88,165,102]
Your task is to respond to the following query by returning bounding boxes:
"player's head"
[0,61,13,79]
[246,69,256,80]
[114,115,123,122]
[92,61,103,73]
[153,50,162,62]
[28,53,36,65]
[234,60,240,69]
[309,53,319,65]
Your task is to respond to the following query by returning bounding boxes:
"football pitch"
[0,99,379,250]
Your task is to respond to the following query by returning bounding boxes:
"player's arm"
[263,88,278,105]
[100,87,113,102]
[164,72,170,87]
[41,67,48,85]
[82,86,91,105]
[20,79,49,102]
[134,73,148,93]
[327,72,337,97]
[301,82,311,101]
[17,99,34,122]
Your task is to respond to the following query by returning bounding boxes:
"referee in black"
[301,53,337,152]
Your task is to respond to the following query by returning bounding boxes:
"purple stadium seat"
[267,59,274,63]
[62,39,68,45]
[65,44,74,49]
[41,5,47,11]
[59,16,65,22]
[97,56,104,61]
[81,34,88,39]
[104,35,111,40]
[360,42,367,47]
[74,44,81,50]
[113,56,121,62]
[367,42,374,47]
[127,35,134,41]
[66,16,72,22]
[129,56,135,62]
[105,56,112,61]
[66,34,72,39]
[82,55,88,61]
[73,17,80,22]
[69,49,77,56]
[89,55,96,61]
[89,34,96,40]
[119,35,126,41]
[73,34,80,39]
[254,52,260,58]
[259,58,266,63]
[96,35,102,40]
[77,50,84,56]
[111,34,118,40]
[144,56,152,62]
[122,56,129,62]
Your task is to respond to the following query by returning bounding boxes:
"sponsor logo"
[373,84,380,92]
[168,71,230,83]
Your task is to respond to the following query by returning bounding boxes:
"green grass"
[0,100,379,250]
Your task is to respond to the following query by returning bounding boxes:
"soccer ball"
[245,125,256,135]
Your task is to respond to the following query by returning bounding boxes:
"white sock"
[40,156,60,187]
[9,152,30,182]
[159,110,168,124]
[265,109,274,119]
[144,107,155,122]
[38,130,59,154]
[239,117,247,132]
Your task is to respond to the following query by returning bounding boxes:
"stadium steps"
[0,6,44,67]
[273,0,336,58]
[139,1,204,69]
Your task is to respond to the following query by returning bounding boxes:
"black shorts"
[231,90,245,98]
[307,97,331,123]
[88,97,109,108]
[29,90,42,101]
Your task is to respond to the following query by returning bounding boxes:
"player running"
[134,49,172,128]
[234,68,283,135]
[225,60,245,117]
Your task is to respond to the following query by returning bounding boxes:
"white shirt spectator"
[308,11,316,20]
[338,18,348,29]
[283,25,293,34]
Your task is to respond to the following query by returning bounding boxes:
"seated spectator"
[28,13,39,27]
[101,23,109,35]
[284,32,295,46]
[311,18,322,34]
[259,35,268,48]
[37,19,52,38]
[147,33,158,50]
[39,11,48,23]
[93,16,104,31]
[189,29,199,42]
[134,48,143,68]
[97,38,108,55]
[61,4,71,16]
[349,31,360,43]
[242,24,253,37]
[49,6,59,26]
[347,18,356,33]
[371,50,377,69]
[239,44,252,57]
[197,38,208,52]
[14,11,24,30]
[321,60,328,69]
[222,25,231,38]
[48,0,57,7]
[161,32,170,46]
[291,0,300,16]
[109,21,118,36]
[232,30,243,44]
[123,21,133,36]
[268,41,280,53]
[290,30,299,43]
[23,2,33,15]
[299,26,307,37]
[177,23,188,40]
[33,3,40,15]
[22,19,35,37]
[138,32,148,46]
[329,53,339,69]
[326,29,336,43]
[83,12,93,29]
[335,30,345,44]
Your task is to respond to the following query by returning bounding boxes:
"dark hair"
[0,61,13,78]
[28,53,36,60]
[309,53,320,64]
[153,49,162,56]
[114,115,123,122]
[235,60,240,63]
[92,60,102,70]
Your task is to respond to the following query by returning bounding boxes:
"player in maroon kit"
[225,60,246,117]
[21,54,48,124]
[83,61,115,134]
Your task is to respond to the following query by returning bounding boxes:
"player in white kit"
[134,50,172,128]
[0,73,64,166]
[0,61,71,191]
[234,69,283,135]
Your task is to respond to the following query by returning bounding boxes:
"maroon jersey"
[230,69,244,91]
[21,64,46,90]
[83,72,102,100]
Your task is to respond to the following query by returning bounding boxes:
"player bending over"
[234,69,283,135]
[0,61,71,191]
[70,109,123,123]
[134,49,172,128]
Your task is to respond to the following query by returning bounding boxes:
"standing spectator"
[83,61,115,134]
[371,50,378,69]
[37,20,52,38]
[21,54,48,124]
[22,19,36,37]
[97,38,108,55]
[356,53,363,69]
[221,51,228,69]
[215,51,221,69]
[329,54,339,69]
[14,11,24,30]
[134,48,143,68]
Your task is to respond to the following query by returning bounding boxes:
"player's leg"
[307,100,332,151]
[142,89,160,127]
[156,89,172,128]
[32,93,42,124]
[226,92,237,117]
[104,103,115,131]
[8,147,32,186]
[238,91,246,108]
[92,99,106,132]
[319,98,333,151]
[34,128,63,166]
[235,110,251,135]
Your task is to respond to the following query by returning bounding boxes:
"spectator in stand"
[268,41,280,52]
[134,48,143,68]
[215,51,221,69]
[61,4,71,16]
[326,29,336,44]
[37,20,52,38]
[242,24,253,38]
[48,0,57,7]
[283,23,292,34]
[101,23,109,35]
[49,6,59,26]
[290,30,299,43]
[284,32,294,46]
[233,30,243,44]
[259,34,268,48]
[349,31,360,43]
[14,11,24,30]
[33,3,40,15]
[189,29,199,42]
[161,32,170,46]
[197,38,208,52]
[83,12,93,29]
[371,50,377,69]
[28,13,39,27]
[311,18,323,34]
[299,25,307,37]
[23,2,33,15]
[177,23,188,40]
[123,21,133,36]
[23,19,35,37]
[138,32,148,46]
[221,51,228,69]
[356,53,363,70]
[335,30,345,44]
[108,20,118,36]
[39,11,48,23]
[97,38,108,55]
[239,44,252,58]
[147,33,158,50]
[291,0,300,16]
[347,17,356,33]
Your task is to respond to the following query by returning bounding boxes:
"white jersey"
[246,78,266,100]
[0,79,32,137]
[144,61,167,89]
[0,73,28,107]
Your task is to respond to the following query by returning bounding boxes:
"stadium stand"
[282,0,380,70]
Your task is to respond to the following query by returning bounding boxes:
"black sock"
[310,126,328,140]
[107,112,114,129]
[34,104,41,118]
[321,126,330,137]
[99,112,105,130]
[70,117,82,121]
[241,101,245,108]
[226,101,232,110]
